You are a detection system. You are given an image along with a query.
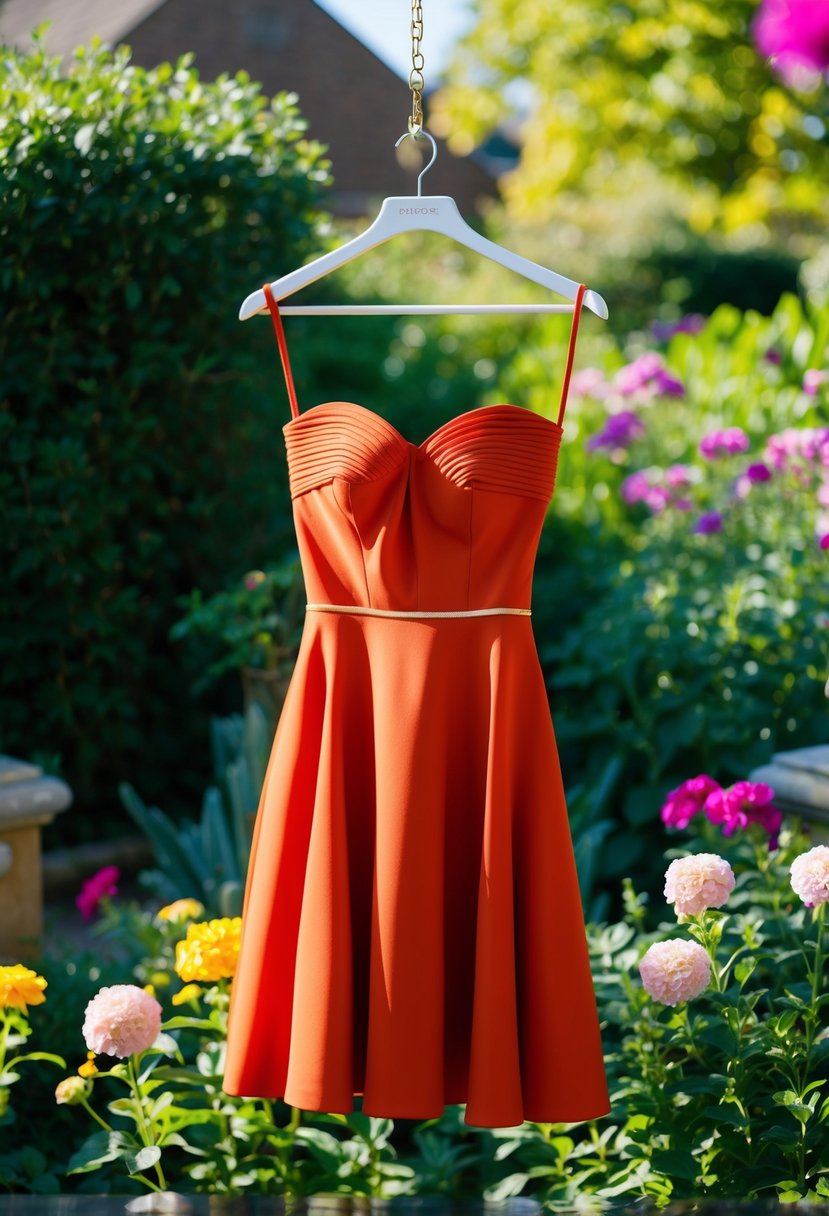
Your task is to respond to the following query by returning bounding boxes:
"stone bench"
[0,754,72,959]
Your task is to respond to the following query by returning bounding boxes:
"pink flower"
[664,853,736,916]
[699,428,750,459]
[570,368,611,400]
[661,774,721,829]
[82,985,162,1058]
[803,369,829,395]
[638,939,711,1006]
[76,866,120,922]
[790,845,829,907]
[821,533,829,550]
[765,427,829,470]
[614,352,685,398]
[704,780,782,848]
[753,0,829,82]
[664,464,694,488]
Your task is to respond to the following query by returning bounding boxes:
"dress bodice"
[284,400,561,612]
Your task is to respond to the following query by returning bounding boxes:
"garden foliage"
[0,35,330,820]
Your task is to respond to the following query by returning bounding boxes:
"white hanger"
[239,130,608,322]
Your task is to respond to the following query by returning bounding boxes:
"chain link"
[408,0,425,136]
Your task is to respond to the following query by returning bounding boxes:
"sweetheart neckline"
[282,400,563,450]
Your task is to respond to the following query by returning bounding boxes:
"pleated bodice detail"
[284,400,560,611]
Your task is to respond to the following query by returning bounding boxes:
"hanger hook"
[394,128,437,197]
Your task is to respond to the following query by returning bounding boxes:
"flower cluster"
[639,842,829,1009]
[699,427,751,459]
[661,775,782,849]
[174,917,242,983]
[621,464,696,513]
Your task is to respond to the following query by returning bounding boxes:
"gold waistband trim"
[305,603,531,619]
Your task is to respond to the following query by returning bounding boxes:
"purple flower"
[587,409,646,451]
[693,511,723,534]
[699,428,750,459]
[764,348,783,365]
[660,775,721,829]
[804,368,829,395]
[654,369,686,397]
[651,314,707,341]
[746,462,772,482]
[753,0,829,81]
[821,533,829,551]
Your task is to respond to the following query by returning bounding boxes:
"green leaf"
[124,1145,161,1175]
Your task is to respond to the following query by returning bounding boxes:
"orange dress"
[223,284,610,1128]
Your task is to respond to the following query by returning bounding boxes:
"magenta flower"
[76,865,120,921]
[703,781,782,848]
[693,511,723,534]
[587,409,646,451]
[661,775,721,829]
[665,464,694,488]
[753,0,829,82]
[820,533,829,550]
[699,428,750,459]
[746,462,772,482]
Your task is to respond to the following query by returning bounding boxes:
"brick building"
[0,0,501,216]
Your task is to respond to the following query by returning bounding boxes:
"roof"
[0,0,169,55]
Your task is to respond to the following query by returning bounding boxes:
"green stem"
[127,1055,168,1191]
[80,1096,115,1135]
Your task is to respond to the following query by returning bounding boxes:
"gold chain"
[408,0,425,136]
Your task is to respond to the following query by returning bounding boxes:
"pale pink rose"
[638,939,711,1006]
[664,853,736,916]
[82,985,162,1058]
[790,845,829,908]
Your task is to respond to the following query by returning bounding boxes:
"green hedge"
[0,36,331,831]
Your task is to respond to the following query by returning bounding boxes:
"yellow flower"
[55,1075,92,1106]
[0,964,47,1013]
[156,898,205,924]
[78,1060,98,1078]
[174,917,242,983]
[143,983,156,997]
[171,983,202,1006]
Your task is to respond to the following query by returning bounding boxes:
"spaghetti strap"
[556,283,587,429]
[262,283,300,419]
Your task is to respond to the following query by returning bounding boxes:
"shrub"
[0,35,331,827]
